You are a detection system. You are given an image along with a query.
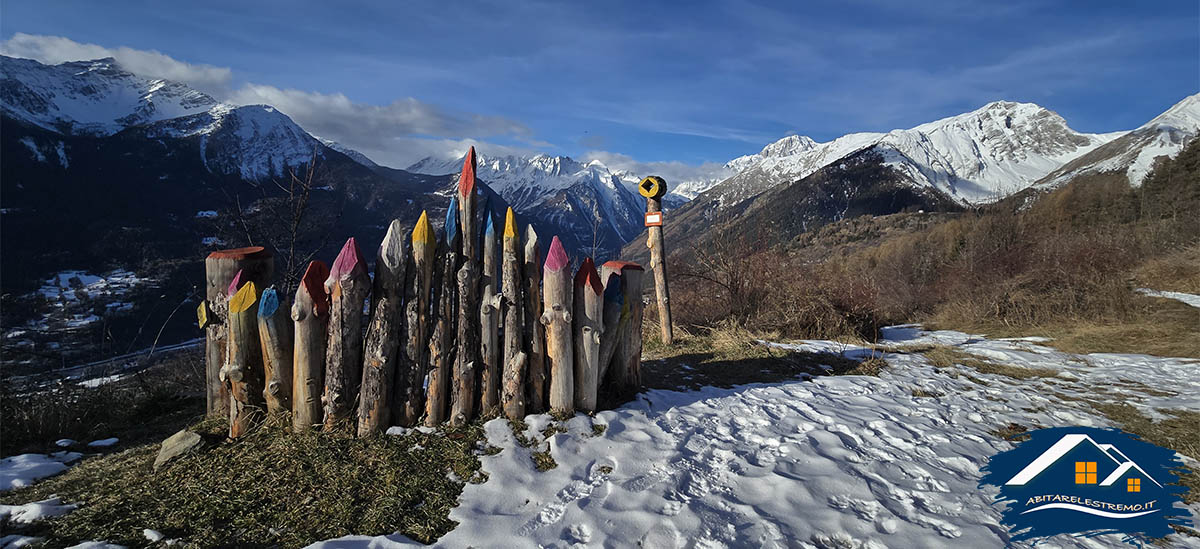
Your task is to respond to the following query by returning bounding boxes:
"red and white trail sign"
[644,211,663,226]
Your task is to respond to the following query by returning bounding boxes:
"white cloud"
[584,150,732,189]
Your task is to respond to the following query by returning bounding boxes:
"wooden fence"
[198,147,645,438]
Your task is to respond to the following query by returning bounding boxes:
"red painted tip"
[458,146,477,198]
[330,237,366,280]
[544,235,568,272]
[602,260,645,272]
[301,260,330,315]
[574,257,603,294]
[227,269,245,296]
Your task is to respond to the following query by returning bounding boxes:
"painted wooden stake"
[227,279,265,438]
[542,236,574,414]
[257,287,293,417]
[292,261,329,432]
[479,213,501,414]
[641,177,674,345]
[458,146,478,264]
[500,208,527,419]
[596,271,624,384]
[396,211,435,427]
[572,258,603,412]
[425,199,460,426]
[323,237,370,432]
[358,219,409,437]
[204,246,273,417]
[602,261,645,399]
[522,225,547,413]
[451,260,479,426]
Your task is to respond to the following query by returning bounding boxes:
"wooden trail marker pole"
[292,261,329,432]
[542,236,574,414]
[425,199,461,426]
[397,211,435,427]
[323,238,370,432]
[479,214,501,414]
[522,225,547,414]
[358,220,409,437]
[596,272,624,384]
[602,261,645,399]
[573,258,603,413]
[203,246,273,417]
[227,279,265,439]
[257,287,293,417]
[500,208,527,420]
[638,176,673,345]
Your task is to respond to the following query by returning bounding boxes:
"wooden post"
[396,211,435,427]
[257,287,293,417]
[479,214,501,414]
[596,272,624,384]
[601,261,644,398]
[358,220,408,437]
[425,198,460,426]
[292,261,329,432]
[573,258,603,413]
[500,208,527,419]
[227,279,265,439]
[638,176,673,345]
[542,236,574,415]
[522,225,547,413]
[458,146,478,264]
[451,261,478,426]
[323,238,370,432]
[204,246,273,417]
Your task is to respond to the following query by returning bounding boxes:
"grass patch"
[991,422,1033,442]
[0,417,488,547]
[1089,404,1200,504]
[911,388,943,398]
[591,424,607,437]
[919,345,1056,380]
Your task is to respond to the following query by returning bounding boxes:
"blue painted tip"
[258,287,280,317]
[445,199,460,243]
[484,212,495,235]
[603,274,623,303]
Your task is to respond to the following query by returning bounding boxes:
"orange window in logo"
[1127,478,1141,492]
[1075,462,1097,484]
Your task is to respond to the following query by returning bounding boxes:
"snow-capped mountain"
[2,55,331,181]
[1038,93,1200,188]
[708,101,1125,210]
[407,153,645,259]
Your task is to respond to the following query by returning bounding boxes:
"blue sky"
[2,0,1197,174]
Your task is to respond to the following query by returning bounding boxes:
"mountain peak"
[760,134,818,157]
[1142,93,1200,132]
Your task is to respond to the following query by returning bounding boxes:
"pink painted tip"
[331,237,366,279]
[544,235,568,272]
[458,146,477,197]
[227,269,245,296]
[574,257,602,294]
[301,260,330,315]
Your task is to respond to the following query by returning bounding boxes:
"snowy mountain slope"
[1038,93,1200,188]
[318,137,379,168]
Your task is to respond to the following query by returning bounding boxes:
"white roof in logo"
[1005,434,1161,487]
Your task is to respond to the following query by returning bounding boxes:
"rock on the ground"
[153,430,203,471]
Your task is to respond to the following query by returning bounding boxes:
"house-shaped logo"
[980,426,1190,544]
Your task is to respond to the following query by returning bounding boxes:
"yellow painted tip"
[412,210,435,247]
[230,281,259,314]
[504,207,517,239]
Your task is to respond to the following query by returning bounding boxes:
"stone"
[154,430,203,471]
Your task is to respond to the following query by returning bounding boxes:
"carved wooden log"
[292,261,329,432]
[542,236,574,414]
[597,271,624,384]
[358,220,409,437]
[522,225,547,413]
[451,261,479,426]
[204,246,273,417]
[601,261,644,399]
[323,238,370,432]
[573,258,603,412]
[425,199,461,426]
[227,280,265,438]
[479,214,501,414]
[257,287,293,417]
[500,208,527,419]
[396,211,435,427]
[645,195,674,345]
[458,146,478,265]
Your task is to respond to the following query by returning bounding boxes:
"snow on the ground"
[79,374,125,388]
[86,438,119,448]
[1137,288,1200,309]
[0,452,82,491]
[54,439,76,448]
[312,327,1199,549]
[64,542,127,549]
[0,497,78,524]
[0,534,45,548]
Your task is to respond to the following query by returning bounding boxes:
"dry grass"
[1089,404,1200,505]
[915,345,1057,379]
[1135,244,1200,294]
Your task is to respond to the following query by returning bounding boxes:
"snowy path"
[313,327,1200,548]
[1137,288,1200,309]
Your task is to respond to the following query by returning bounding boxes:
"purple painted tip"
[574,257,602,294]
[227,269,245,296]
[331,237,365,279]
[544,235,568,272]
